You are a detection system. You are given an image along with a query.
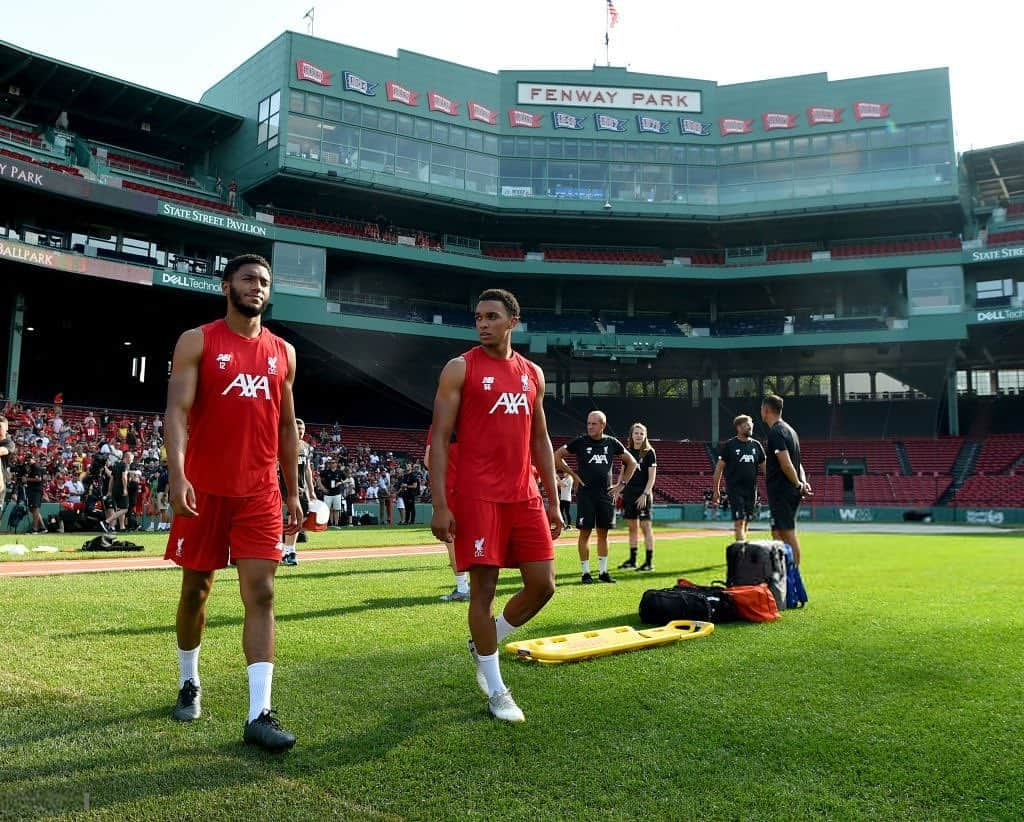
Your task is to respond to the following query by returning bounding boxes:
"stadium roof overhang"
[962,142,1024,207]
[0,40,242,158]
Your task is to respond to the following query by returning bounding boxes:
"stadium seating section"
[830,237,961,257]
[765,247,814,263]
[1005,202,1024,218]
[988,229,1024,246]
[0,122,45,149]
[93,147,192,186]
[0,146,82,177]
[121,181,234,214]
[482,245,525,260]
[543,247,664,265]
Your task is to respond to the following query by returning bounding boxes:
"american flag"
[607,0,619,26]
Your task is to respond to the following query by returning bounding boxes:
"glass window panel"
[736,144,754,162]
[288,92,304,114]
[322,98,341,121]
[579,162,607,183]
[305,95,322,117]
[547,139,563,159]
[831,151,868,174]
[887,126,907,146]
[563,140,578,159]
[378,111,396,132]
[483,134,499,155]
[515,137,531,156]
[415,118,431,140]
[500,137,515,155]
[928,122,949,142]
[396,114,414,136]
[792,155,830,178]
[830,132,852,153]
[396,136,428,160]
[756,141,773,161]
[639,144,656,162]
[259,98,271,121]
[359,130,395,172]
[872,147,908,170]
[911,144,950,166]
[757,180,792,201]
[466,170,497,194]
[268,113,279,140]
[448,148,466,170]
[810,135,829,155]
[361,107,378,129]
[656,145,672,163]
[531,159,547,192]
[719,146,736,164]
[257,121,269,144]
[532,138,548,158]
[578,140,595,160]
[793,176,832,197]
[268,136,278,150]
[594,141,610,160]
[625,142,640,161]
[500,158,531,178]
[342,101,360,124]
[449,125,466,148]
[688,166,718,186]
[791,137,810,157]
[849,130,868,150]
[720,164,755,185]
[269,91,280,115]
[466,130,483,152]
[774,139,791,158]
[758,159,791,181]
[467,153,497,175]
[431,122,447,143]
[288,115,323,139]
[672,146,687,163]
[908,125,929,144]
[432,145,454,167]
[610,143,625,161]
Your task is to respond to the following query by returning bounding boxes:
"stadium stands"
[765,247,814,263]
[987,229,1024,246]
[601,314,681,336]
[901,437,963,475]
[830,236,961,257]
[523,312,598,333]
[0,121,45,149]
[971,434,1024,475]
[793,316,887,333]
[542,247,664,265]
[0,146,82,177]
[713,315,785,336]
[121,180,235,214]
[481,244,525,260]
[94,147,193,186]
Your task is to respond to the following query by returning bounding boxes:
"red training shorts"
[165,487,283,572]
[453,495,554,572]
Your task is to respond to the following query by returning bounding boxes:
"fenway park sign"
[517,83,701,112]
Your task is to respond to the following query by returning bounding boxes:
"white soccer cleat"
[467,639,489,696]
[487,689,525,723]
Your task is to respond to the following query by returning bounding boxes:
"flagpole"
[605,1,610,66]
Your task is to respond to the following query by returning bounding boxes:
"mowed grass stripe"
[1,533,1021,820]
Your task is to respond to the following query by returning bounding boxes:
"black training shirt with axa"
[626,447,657,491]
[566,434,625,496]
[765,420,802,492]
[719,436,765,495]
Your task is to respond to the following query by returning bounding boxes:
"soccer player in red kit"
[430,288,563,723]
[164,253,302,752]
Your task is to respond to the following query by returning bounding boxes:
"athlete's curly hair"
[222,253,272,282]
[477,288,520,319]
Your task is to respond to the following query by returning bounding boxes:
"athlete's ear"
[509,315,520,329]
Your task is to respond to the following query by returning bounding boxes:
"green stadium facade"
[2,32,1024,520]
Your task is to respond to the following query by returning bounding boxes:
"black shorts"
[110,494,128,510]
[621,487,651,521]
[767,485,801,531]
[576,491,615,530]
[729,489,757,522]
[26,486,43,509]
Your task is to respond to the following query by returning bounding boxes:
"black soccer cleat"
[618,559,637,569]
[636,562,654,572]
[172,679,201,722]
[581,572,594,584]
[243,709,296,753]
[598,572,617,584]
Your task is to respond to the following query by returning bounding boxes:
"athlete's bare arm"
[530,363,563,537]
[553,444,583,488]
[615,448,639,492]
[278,342,302,534]
[165,327,204,517]
[712,459,726,502]
[430,357,465,543]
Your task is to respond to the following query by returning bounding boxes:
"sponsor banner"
[837,507,874,522]
[295,59,332,86]
[386,81,419,106]
[636,115,669,134]
[158,202,270,237]
[0,237,153,286]
[719,117,753,136]
[966,509,1005,525]
[153,270,221,295]
[428,91,459,116]
[552,111,585,130]
[554,186,606,200]
[468,101,498,124]
[973,308,1024,325]
[966,245,1024,264]
[342,71,377,96]
[762,112,797,131]
[518,82,701,112]
[508,108,542,128]
[595,113,628,132]
[854,101,890,120]
[679,118,712,136]
[500,185,533,197]
[807,105,842,125]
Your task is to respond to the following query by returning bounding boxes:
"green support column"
[947,361,960,436]
[5,293,24,402]
[710,368,721,445]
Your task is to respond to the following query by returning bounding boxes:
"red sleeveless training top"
[184,319,289,497]
[454,346,541,503]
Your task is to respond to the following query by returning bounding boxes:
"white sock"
[477,651,507,697]
[178,645,200,688]
[247,661,274,723]
[581,560,591,575]
[455,572,469,594]
[599,556,609,574]
[495,613,517,643]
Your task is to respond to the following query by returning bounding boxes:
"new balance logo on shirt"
[222,373,272,399]
[489,392,530,415]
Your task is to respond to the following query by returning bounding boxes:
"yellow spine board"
[505,620,714,664]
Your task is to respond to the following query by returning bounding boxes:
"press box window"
[258,90,281,149]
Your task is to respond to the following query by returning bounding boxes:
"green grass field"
[1,531,1021,820]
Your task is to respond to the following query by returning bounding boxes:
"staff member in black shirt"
[761,394,811,565]
[617,422,658,572]
[555,410,637,584]
[0,414,16,506]
[712,414,766,543]
[26,453,46,533]
[320,458,345,527]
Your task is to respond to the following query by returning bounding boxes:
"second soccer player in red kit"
[430,288,563,723]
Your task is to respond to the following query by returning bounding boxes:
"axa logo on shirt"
[489,392,531,415]
[222,373,272,399]
[739,453,755,464]
[588,454,609,464]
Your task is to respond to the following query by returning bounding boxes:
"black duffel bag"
[639,584,739,625]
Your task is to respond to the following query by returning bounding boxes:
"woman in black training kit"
[617,422,658,572]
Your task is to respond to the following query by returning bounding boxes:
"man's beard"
[228,284,268,318]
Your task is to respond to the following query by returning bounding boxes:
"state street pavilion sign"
[517,83,701,113]
[158,202,270,238]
